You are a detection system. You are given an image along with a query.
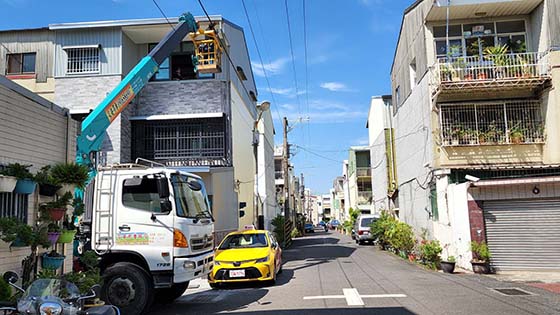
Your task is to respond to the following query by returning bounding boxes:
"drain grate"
[493,288,533,296]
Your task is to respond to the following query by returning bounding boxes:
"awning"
[472,175,560,187]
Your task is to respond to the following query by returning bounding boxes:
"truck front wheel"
[102,262,154,315]
[154,282,190,304]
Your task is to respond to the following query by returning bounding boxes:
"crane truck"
[76,12,220,315]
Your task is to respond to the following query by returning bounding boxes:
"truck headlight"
[40,302,62,315]
[183,261,196,269]
[255,256,269,263]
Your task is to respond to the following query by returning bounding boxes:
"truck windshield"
[171,174,212,219]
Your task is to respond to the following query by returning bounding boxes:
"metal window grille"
[132,118,229,166]
[440,100,544,146]
[66,47,100,74]
[0,192,28,222]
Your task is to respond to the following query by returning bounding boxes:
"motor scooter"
[0,271,119,315]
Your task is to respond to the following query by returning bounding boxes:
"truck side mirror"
[161,200,172,213]
[157,178,170,199]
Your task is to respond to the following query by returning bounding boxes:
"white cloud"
[251,57,289,77]
[268,87,307,99]
[320,82,350,92]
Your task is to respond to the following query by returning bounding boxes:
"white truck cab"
[84,161,214,314]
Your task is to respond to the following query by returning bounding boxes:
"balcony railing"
[357,191,373,205]
[356,167,371,177]
[440,100,545,146]
[431,52,550,95]
[275,171,284,180]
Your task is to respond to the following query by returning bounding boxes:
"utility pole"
[300,173,305,220]
[283,117,290,220]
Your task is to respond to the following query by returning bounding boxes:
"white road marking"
[343,288,365,306]
[303,288,407,306]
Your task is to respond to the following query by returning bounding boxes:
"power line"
[292,144,345,164]
[151,0,175,30]
[240,0,282,122]
[302,0,311,155]
[284,0,303,120]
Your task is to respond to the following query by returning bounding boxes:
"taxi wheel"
[277,264,283,274]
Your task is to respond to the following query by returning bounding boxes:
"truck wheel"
[155,282,190,304]
[102,262,154,315]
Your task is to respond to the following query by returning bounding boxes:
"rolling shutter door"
[483,199,560,270]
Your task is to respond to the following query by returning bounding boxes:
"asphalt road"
[149,230,560,315]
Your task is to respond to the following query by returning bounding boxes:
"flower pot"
[14,179,36,195]
[42,253,65,270]
[47,208,67,221]
[10,236,28,248]
[57,184,76,196]
[440,261,456,274]
[477,73,488,80]
[511,135,524,144]
[0,175,17,193]
[57,230,77,244]
[471,261,491,274]
[39,183,61,197]
[408,254,416,262]
[47,232,61,246]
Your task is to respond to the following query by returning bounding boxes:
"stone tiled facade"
[135,80,228,116]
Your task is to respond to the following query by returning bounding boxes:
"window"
[171,174,212,219]
[0,192,28,222]
[395,86,401,106]
[409,58,417,88]
[6,53,36,74]
[433,20,527,59]
[122,177,164,212]
[148,42,213,81]
[65,47,100,74]
[219,233,268,249]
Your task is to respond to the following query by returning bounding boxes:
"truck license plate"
[229,270,245,278]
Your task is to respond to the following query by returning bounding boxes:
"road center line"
[343,288,365,306]
[361,294,407,298]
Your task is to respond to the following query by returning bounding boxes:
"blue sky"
[0,0,410,194]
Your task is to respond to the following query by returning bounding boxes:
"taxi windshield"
[219,233,268,249]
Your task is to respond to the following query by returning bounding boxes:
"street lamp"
[253,101,270,229]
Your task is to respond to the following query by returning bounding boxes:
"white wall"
[257,110,277,230]
[230,83,256,229]
[393,74,434,235]
[368,97,390,212]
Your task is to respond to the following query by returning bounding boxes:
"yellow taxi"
[208,228,282,287]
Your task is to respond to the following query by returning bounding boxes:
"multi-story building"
[367,95,397,212]
[391,0,560,271]
[347,147,374,214]
[321,194,332,220]
[332,176,346,222]
[256,104,277,230]
[1,15,270,239]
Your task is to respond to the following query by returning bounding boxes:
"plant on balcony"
[509,123,525,144]
[40,192,72,222]
[439,64,453,82]
[451,58,467,81]
[50,162,89,195]
[484,44,509,79]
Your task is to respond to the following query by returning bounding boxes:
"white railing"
[440,100,545,146]
[433,51,550,86]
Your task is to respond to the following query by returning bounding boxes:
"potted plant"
[478,131,487,144]
[51,163,89,196]
[484,44,509,79]
[47,223,62,246]
[509,124,525,144]
[58,215,77,244]
[35,165,61,197]
[0,173,17,193]
[0,163,36,194]
[440,64,452,82]
[40,192,72,221]
[440,256,456,274]
[470,241,491,274]
[42,250,66,270]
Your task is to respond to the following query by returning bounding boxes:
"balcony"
[440,100,544,147]
[356,167,371,178]
[357,191,373,205]
[430,52,551,101]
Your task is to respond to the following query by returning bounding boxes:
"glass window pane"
[7,54,22,74]
[466,38,479,56]
[122,178,163,212]
[436,40,447,57]
[496,20,525,34]
[510,35,527,53]
[464,23,494,35]
[22,53,35,73]
[433,24,462,38]
[480,36,496,51]
[435,39,462,57]
[155,69,169,80]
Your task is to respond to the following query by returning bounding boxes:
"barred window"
[65,46,100,74]
[0,192,28,222]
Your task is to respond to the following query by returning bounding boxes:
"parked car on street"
[304,223,314,233]
[354,214,379,245]
[329,219,340,230]
[208,228,282,288]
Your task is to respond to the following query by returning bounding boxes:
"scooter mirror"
[91,284,102,297]
[3,271,18,284]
